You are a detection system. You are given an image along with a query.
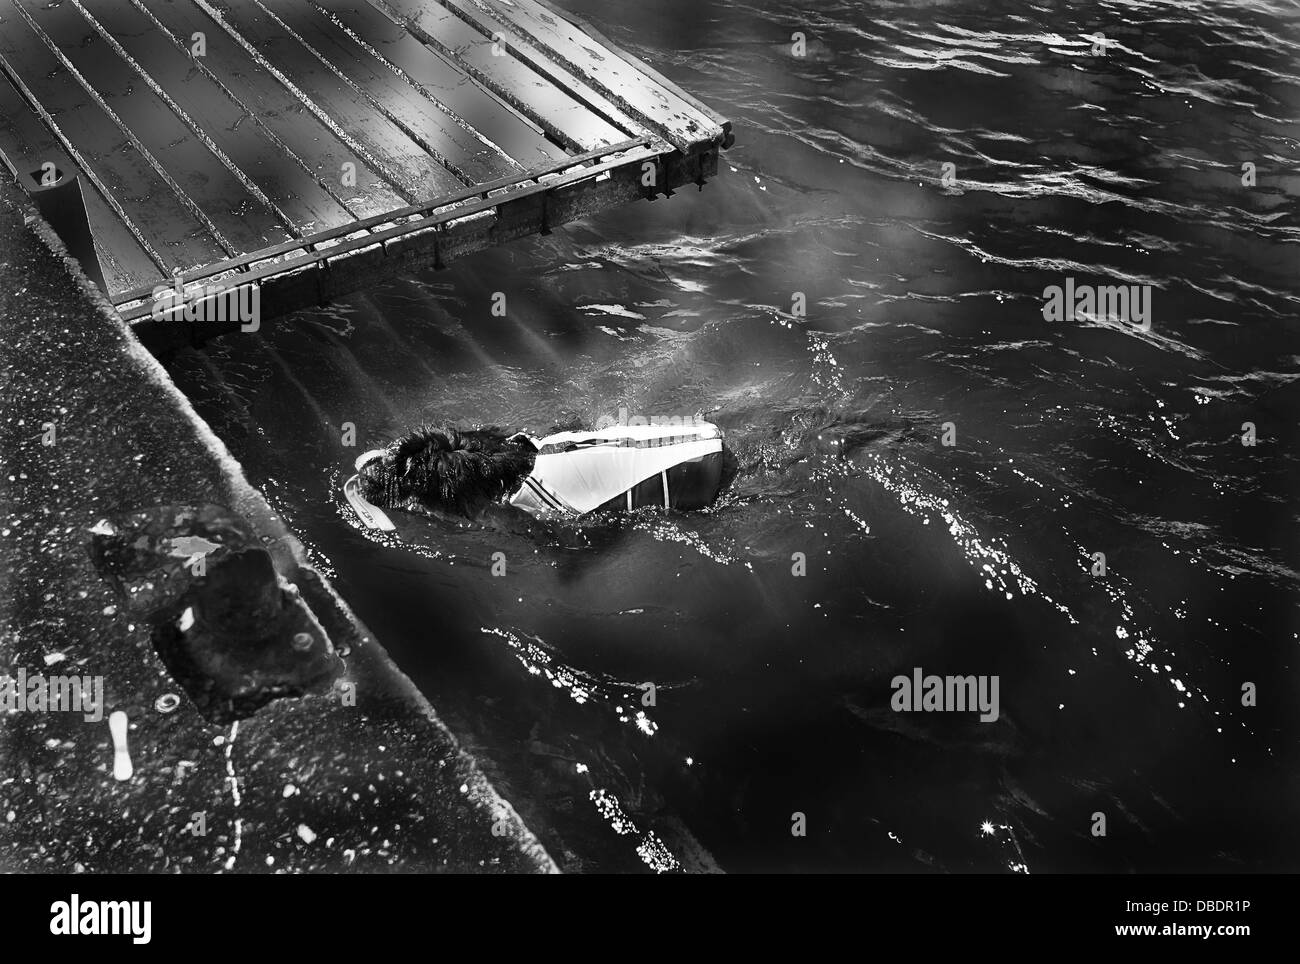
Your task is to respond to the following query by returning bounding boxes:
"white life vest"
[509,421,723,517]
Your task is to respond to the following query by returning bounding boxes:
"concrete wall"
[0,176,556,873]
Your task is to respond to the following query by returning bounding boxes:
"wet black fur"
[358,426,536,518]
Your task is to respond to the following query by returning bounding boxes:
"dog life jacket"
[343,422,725,528]
[507,421,725,517]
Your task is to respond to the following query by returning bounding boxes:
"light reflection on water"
[170,0,1298,872]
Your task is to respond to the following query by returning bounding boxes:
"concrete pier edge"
[0,175,558,873]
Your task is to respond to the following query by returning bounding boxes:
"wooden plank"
[0,69,164,295]
[0,3,227,273]
[130,0,411,217]
[307,0,579,166]
[312,0,600,158]
[379,0,646,149]
[255,0,534,179]
[188,0,465,201]
[336,0,626,153]
[469,0,725,153]
[207,0,522,185]
[531,0,732,146]
[13,0,294,255]
[78,0,357,237]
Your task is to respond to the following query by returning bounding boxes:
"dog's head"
[356,426,535,518]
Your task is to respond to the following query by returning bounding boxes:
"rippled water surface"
[170,0,1299,872]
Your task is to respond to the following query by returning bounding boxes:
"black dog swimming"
[346,420,736,527]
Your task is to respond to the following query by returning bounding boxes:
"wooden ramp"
[0,0,731,339]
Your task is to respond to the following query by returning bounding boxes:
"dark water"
[169,0,1299,872]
